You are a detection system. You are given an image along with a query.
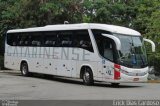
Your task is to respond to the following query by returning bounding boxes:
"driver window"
[92,29,114,61]
[104,40,113,61]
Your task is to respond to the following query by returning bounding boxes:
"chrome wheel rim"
[83,71,90,83]
[22,65,27,75]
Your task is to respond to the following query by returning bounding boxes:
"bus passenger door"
[101,38,115,81]
[102,60,114,81]
[97,62,103,81]
[97,60,114,82]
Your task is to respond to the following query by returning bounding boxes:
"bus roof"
[7,23,141,36]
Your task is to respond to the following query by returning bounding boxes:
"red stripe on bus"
[114,64,120,80]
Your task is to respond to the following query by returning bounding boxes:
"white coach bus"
[4,23,155,85]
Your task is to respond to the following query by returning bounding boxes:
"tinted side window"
[7,33,18,46]
[30,32,43,46]
[7,32,43,47]
[44,32,58,47]
[92,29,117,62]
[74,30,94,52]
[58,31,73,47]
[18,33,30,46]
[92,30,111,55]
[7,30,94,52]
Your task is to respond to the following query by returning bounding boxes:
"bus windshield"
[92,29,148,68]
[116,34,148,68]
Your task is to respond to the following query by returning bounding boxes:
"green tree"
[82,0,137,27]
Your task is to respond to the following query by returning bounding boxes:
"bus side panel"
[4,45,21,71]
[77,61,98,79]
[42,58,57,75]
[5,55,19,70]
[75,49,100,79]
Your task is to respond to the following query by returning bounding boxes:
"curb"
[147,80,160,83]
[0,70,20,73]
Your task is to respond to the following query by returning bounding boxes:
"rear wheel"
[82,67,94,85]
[21,62,30,77]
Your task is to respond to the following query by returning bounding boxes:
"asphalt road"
[0,70,160,100]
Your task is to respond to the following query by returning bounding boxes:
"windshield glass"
[92,29,148,68]
[116,34,148,68]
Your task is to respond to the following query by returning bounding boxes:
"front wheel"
[21,62,30,77]
[82,68,94,85]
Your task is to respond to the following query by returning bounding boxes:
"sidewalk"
[0,69,20,73]
[147,80,160,83]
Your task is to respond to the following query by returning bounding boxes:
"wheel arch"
[80,64,94,79]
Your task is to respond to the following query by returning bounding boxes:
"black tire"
[82,67,94,85]
[111,83,120,87]
[21,62,30,77]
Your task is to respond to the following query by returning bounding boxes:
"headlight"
[120,69,148,76]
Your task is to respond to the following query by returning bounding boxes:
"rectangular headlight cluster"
[120,69,148,76]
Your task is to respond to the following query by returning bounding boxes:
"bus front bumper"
[114,73,149,83]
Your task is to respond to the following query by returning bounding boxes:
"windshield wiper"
[131,54,137,64]
[139,54,145,67]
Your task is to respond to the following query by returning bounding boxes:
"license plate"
[133,78,139,81]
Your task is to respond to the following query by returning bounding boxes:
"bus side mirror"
[143,38,155,52]
[102,34,121,50]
